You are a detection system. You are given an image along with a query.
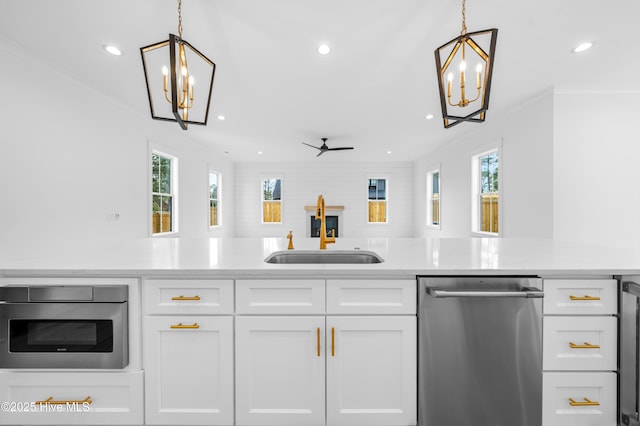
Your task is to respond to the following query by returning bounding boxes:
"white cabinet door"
[235,316,325,426]
[143,316,234,425]
[326,316,417,426]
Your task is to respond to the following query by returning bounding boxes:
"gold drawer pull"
[569,397,600,407]
[331,327,335,357]
[569,295,600,301]
[35,396,92,405]
[171,295,201,301]
[569,341,601,349]
[170,322,200,329]
[317,327,321,357]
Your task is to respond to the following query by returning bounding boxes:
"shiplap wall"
[234,162,415,238]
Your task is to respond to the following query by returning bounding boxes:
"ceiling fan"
[302,138,354,157]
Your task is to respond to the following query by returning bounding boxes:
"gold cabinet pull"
[331,327,335,357]
[171,295,201,301]
[569,295,600,301]
[170,322,200,329]
[317,327,321,357]
[35,396,92,405]
[569,341,601,349]
[569,397,600,407]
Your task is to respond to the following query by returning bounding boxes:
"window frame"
[471,147,502,236]
[208,169,221,229]
[367,177,388,224]
[426,168,441,229]
[261,177,283,224]
[150,148,179,236]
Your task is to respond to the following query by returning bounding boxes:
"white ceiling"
[1,0,638,162]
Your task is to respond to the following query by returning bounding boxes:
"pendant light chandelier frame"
[434,0,497,129]
[140,0,216,130]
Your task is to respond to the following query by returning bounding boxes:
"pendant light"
[140,0,216,130]
[434,0,497,129]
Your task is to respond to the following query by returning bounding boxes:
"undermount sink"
[264,250,384,264]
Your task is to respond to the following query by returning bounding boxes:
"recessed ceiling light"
[387,151,392,154]
[258,151,263,155]
[103,44,122,56]
[425,114,435,120]
[317,43,331,55]
[217,115,226,121]
[571,41,594,53]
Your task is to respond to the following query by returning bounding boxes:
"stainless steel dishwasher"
[418,276,543,426]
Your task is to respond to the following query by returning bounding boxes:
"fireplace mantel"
[304,205,344,211]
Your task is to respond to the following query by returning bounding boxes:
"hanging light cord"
[177,0,183,38]
[460,0,467,36]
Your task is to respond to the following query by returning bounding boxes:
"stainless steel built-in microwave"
[0,285,128,369]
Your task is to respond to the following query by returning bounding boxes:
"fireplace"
[304,205,344,237]
[310,216,338,238]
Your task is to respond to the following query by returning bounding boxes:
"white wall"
[0,37,234,260]
[234,162,414,238]
[414,90,554,239]
[553,91,640,250]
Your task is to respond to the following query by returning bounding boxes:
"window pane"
[368,178,386,200]
[263,178,281,201]
[152,154,160,193]
[480,151,498,194]
[158,156,172,194]
[480,193,498,233]
[209,173,218,200]
[432,172,439,195]
[263,201,281,223]
[152,195,172,233]
[210,200,218,226]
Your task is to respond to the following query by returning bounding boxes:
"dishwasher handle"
[426,287,544,299]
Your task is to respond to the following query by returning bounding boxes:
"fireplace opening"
[311,216,338,238]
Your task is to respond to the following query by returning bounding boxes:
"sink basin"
[265,250,384,264]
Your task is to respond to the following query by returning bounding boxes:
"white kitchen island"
[1,237,638,426]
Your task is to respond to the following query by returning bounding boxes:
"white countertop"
[2,237,640,278]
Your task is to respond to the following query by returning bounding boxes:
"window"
[427,169,440,227]
[472,149,499,234]
[368,178,387,223]
[151,151,177,235]
[209,170,220,227]
[262,178,282,223]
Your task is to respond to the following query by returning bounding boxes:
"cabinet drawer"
[236,279,325,314]
[543,316,616,371]
[0,371,143,425]
[144,279,233,315]
[327,279,416,314]
[543,279,617,315]
[542,372,616,426]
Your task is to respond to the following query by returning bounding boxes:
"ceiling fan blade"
[302,142,321,150]
[327,147,354,151]
[316,150,326,157]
